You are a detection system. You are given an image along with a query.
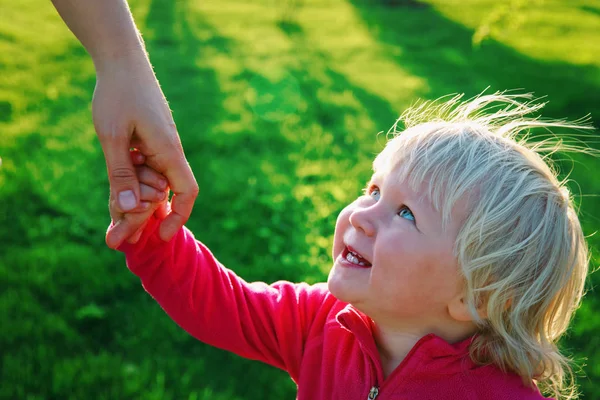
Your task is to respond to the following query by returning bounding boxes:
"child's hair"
[374,92,596,399]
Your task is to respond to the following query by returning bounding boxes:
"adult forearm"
[51,0,147,66]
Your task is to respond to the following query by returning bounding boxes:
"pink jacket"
[118,216,550,399]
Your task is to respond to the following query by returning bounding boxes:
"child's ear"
[448,294,487,322]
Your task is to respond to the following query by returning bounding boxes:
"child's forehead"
[372,161,435,206]
[371,132,479,229]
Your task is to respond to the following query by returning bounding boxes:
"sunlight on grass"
[429,0,600,66]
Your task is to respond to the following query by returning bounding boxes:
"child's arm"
[111,164,333,381]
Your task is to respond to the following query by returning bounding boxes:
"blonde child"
[110,93,593,399]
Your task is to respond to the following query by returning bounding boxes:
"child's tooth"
[345,252,360,264]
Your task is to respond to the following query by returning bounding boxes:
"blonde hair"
[374,92,596,399]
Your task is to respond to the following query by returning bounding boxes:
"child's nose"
[349,207,376,237]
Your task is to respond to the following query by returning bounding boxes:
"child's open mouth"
[341,246,372,268]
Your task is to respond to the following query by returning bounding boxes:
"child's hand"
[107,149,170,248]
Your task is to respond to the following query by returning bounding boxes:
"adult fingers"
[143,140,198,241]
[136,165,168,191]
[157,152,198,241]
[98,128,140,213]
[140,183,168,203]
[109,194,151,220]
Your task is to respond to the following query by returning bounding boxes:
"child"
[110,93,594,399]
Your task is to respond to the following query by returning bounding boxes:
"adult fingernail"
[160,179,168,189]
[119,190,137,211]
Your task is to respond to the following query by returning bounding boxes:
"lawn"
[1,0,599,398]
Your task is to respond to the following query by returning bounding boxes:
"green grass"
[1,0,599,398]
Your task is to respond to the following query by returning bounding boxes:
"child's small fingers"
[130,149,146,165]
[140,183,168,203]
[109,196,121,222]
[106,207,154,249]
[154,200,171,220]
[127,220,148,244]
[127,230,143,244]
[136,165,168,191]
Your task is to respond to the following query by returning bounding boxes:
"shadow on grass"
[581,4,600,17]
[277,20,303,36]
[348,0,600,121]
[145,0,228,149]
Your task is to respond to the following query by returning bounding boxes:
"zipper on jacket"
[367,386,379,399]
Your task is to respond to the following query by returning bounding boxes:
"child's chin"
[326,267,355,302]
[326,270,341,297]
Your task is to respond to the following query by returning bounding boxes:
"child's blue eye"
[369,186,415,223]
[398,207,415,222]
[369,188,381,200]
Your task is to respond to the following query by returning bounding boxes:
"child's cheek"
[332,204,354,258]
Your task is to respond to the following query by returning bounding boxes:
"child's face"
[328,161,468,326]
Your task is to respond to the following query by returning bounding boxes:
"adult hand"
[107,150,172,247]
[50,0,198,249]
[95,55,198,249]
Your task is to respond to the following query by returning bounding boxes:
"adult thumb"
[101,137,140,213]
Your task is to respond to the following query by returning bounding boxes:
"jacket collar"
[335,304,477,375]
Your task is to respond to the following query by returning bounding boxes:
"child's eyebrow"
[367,172,384,186]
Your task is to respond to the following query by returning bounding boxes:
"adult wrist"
[91,38,150,75]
